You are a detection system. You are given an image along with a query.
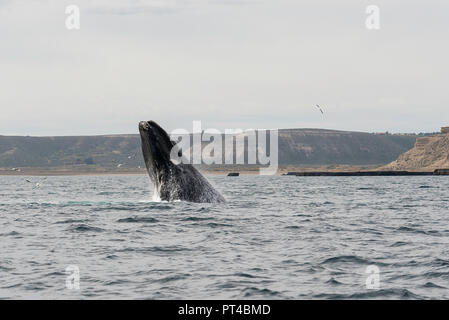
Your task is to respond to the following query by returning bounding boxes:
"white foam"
[151,188,161,202]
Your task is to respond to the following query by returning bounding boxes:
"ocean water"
[1,175,449,300]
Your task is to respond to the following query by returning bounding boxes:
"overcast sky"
[1,0,448,136]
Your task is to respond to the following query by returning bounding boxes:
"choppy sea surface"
[1,175,449,299]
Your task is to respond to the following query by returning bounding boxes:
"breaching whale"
[139,120,225,203]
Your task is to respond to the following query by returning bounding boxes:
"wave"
[320,255,374,266]
[314,288,423,299]
[243,287,282,298]
[202,222,233,228]
[421,271,449,279]
[117,216,159,223]
[430,258,449,267]
[68,224,105,233]
[325,277,343,285]
[181,216,214,222]
[389,241,409,247]
[421,282,447,289]
[117,246,191,253]
[233,272,260,279]
[0,231,21,236]
[54,219,89,224]
[397,226,443,236]
[152,274,191,283]
[0,265,14,272]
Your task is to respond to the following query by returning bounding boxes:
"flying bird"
[316,104,324,114]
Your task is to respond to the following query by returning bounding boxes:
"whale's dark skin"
[139,120,225,203]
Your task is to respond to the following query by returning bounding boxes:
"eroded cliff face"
[382,133,449,171]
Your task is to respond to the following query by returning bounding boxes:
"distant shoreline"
[0,165,386,176]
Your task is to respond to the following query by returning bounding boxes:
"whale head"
[139,120,175,188]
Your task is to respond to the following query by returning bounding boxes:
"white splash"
[151,188,161,202]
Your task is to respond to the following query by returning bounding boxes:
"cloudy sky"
[1,0,448,136]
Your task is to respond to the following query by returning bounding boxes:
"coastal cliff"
[382,132,449,171]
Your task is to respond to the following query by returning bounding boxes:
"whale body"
[139,120,225,203]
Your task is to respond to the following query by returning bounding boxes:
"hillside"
[277,129,415,165]
[0,135,141,168]
[0,129,417,168]
[382,133,449,171]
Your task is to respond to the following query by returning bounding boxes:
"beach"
[0,165,383,176]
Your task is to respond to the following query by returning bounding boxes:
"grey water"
[1,175,449,300]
